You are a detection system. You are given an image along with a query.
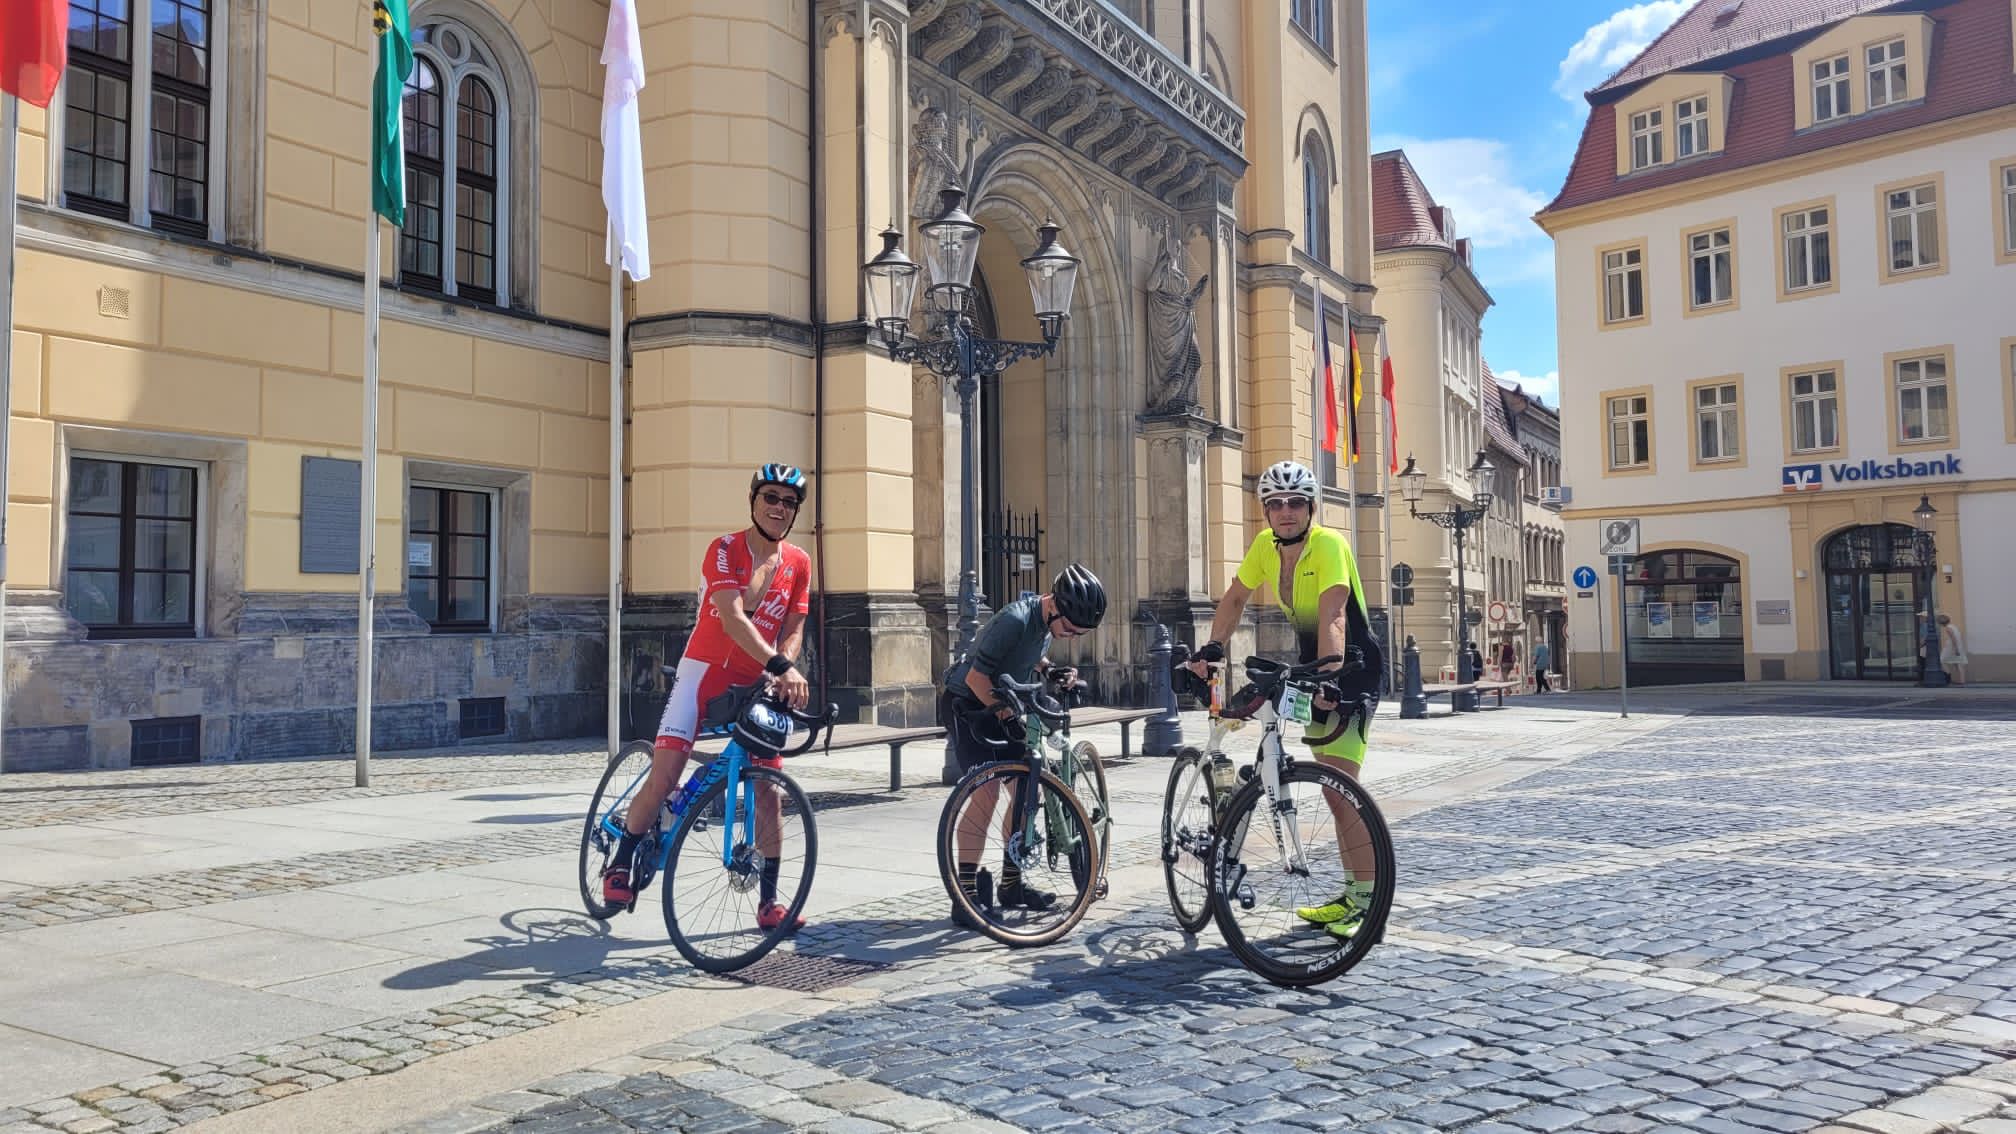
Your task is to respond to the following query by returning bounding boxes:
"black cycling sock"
[612,830,643,871]
[759,858,780,907]
[1000,860,1022,892]
[957,862,979,898]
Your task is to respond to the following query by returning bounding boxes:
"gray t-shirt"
[945,594,1050,700]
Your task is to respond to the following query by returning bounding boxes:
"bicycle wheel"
[937,761,1098,948]
[1161,746,1216,933]
[1210,760,1395,988]
[662,764,817,973]
[578,741,656,920]
[1066,740,1112,901]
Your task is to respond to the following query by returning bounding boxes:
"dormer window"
[1630,109,1664,170]
[1675,97,1710,158]
[1866,39,1906,108]
[1813,55,1850,121]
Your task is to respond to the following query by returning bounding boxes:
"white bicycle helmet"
[1257,460,1319,502]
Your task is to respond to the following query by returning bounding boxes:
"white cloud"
[1496,369,1560,407]
[1553,1,1693,104]
[1370,136,1549,250]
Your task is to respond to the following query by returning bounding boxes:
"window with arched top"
[1302,134,1330,265]
[401,20,507,306]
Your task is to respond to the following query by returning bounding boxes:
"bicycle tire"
[937,761,1099,948]
[662,764,818,974]
[1210,761,1395,988]
[1067,740,1113,901]
[578,741,657,920]
[1161,746,1215,933]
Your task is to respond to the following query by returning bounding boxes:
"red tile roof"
[1542,0,2016,217]
[1372,150,1450,252]
[1593,0,1908,96]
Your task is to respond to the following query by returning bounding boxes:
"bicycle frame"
[1192,662,1317,879]
[596,742,760,876]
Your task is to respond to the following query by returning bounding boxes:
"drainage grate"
[722,952,890,993]
[131,716,201,766]
[459,696,507,739]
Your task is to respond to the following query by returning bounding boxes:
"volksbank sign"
[1781,454,1961,492]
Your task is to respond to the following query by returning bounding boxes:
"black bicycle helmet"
[1050,563,1107,629]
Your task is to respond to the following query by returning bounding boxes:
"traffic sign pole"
[1613,560,1631,718]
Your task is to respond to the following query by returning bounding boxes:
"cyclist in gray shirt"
[937,564,1107,925]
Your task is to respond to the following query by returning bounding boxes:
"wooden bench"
[1472,679,1520,708]
[1418,679,1520,710]
[1067,706,1164,758]
[693,721,946,792]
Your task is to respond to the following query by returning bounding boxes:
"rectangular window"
[1603,246,1644,323]
[1782,206,1833,291]
[1290,0,1331,50]
[1886,183,1939,272]
[408,485,494,631]
[2003,164,2016,255]
[1813,55,1850,121]
[1694,382,1740,463]
[1895,355,1950,443]
[65,456,200,638]
[1675,97,1709,158]
[1689,227,1733,308]
[1607,394,1650,470]
[63,0,135,219]
[1866,38,1906,108]
[147,0,212,234]
[1789,369,1840,453]
[1629,109,1663,170]
[62,0,213,233]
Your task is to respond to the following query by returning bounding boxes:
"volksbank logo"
[1780,454,1961,492]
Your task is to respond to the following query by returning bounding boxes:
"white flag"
[601,0,650,281]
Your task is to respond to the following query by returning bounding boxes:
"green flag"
[370,0,414,224]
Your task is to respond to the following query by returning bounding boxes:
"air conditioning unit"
[1539,486,1571,506]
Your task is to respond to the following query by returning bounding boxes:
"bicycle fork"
[1257,729,1314,877]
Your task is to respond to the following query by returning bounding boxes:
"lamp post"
[1398,449,1495,712]
[863,184,1080,666]
[1913,493,1948,688]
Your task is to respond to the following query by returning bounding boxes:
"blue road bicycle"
[578,675,837,973]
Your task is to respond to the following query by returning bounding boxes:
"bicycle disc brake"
[725,843,764,894]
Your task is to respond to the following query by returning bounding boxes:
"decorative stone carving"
[909,106,963,219]
[1020,0,1243,154]
[909,0,948,31]
[1071,100,1126,154]
[921,1,981,65]
[1048,80,1101,136]
[1018,62,1074,117]
[1145,238,1209,414]
[956,21,1015,85]
[986,44,1045,101]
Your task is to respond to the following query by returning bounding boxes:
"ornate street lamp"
[863,185,1080,767]
[1914,494,1948,688]
[1397,450,1494,712]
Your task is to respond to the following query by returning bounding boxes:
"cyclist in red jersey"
[601,463,815,933]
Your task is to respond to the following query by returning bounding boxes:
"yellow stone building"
[3,0,1389,771]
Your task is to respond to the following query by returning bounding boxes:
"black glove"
[1195,640,1226,664]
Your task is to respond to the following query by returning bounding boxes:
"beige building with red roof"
[1537,0,2016,686]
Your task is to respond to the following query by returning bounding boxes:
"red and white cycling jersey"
[681,531,811,683]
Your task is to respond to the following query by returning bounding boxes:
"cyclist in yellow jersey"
[1183,459,1385,937]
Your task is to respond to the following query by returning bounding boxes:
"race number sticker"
[1279,687,1313,724]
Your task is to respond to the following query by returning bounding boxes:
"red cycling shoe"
[601,865,636,907]
[757,903,806,933]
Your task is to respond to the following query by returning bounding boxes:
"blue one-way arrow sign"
[1573,565,1598,590]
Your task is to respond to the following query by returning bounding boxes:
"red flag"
[1,0,67,109]
[1381,356,1401,473]
[1316,293,1339,454]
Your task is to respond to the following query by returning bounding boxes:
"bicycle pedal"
[1235,883,1256,910]
[1238,766,1255,783]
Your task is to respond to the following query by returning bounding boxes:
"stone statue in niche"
[909,107,962,220]
[1145,239,1210,414]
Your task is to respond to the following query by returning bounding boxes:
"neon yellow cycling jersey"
[1234,523,1369,663]
[1235,522,1375,764]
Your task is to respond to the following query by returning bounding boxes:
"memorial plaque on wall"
[300,457,362,573]
[1755,600,1791,625]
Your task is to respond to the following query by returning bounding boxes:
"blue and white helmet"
[1257,460,1318,502]
[751,462,809,502]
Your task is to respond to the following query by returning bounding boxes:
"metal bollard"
[1144,620,1182,756]
[1400,635,1429,719]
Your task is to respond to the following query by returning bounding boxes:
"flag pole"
[1346,320,1359,566]
[1309,282,1321,509]
[0,96,18,772]
[606,261,622,758]
[357,218,379,787]
[1380,333,1395,688]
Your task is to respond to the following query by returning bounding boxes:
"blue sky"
[1367,1,1696,407]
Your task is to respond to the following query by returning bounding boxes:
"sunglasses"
[1263,496,1312,513]
[756,491,801,510]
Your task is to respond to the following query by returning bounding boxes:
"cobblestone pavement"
[396,692,2016,1134]
[7,692,2014,1134]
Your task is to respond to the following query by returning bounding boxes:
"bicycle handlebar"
[989,673,1073,730]
[772,697,841,757]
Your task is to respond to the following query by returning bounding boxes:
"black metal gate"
[983,509,1043,610]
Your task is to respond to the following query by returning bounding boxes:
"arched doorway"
[1823,524,1927,681]
[1622,549,1745,685]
